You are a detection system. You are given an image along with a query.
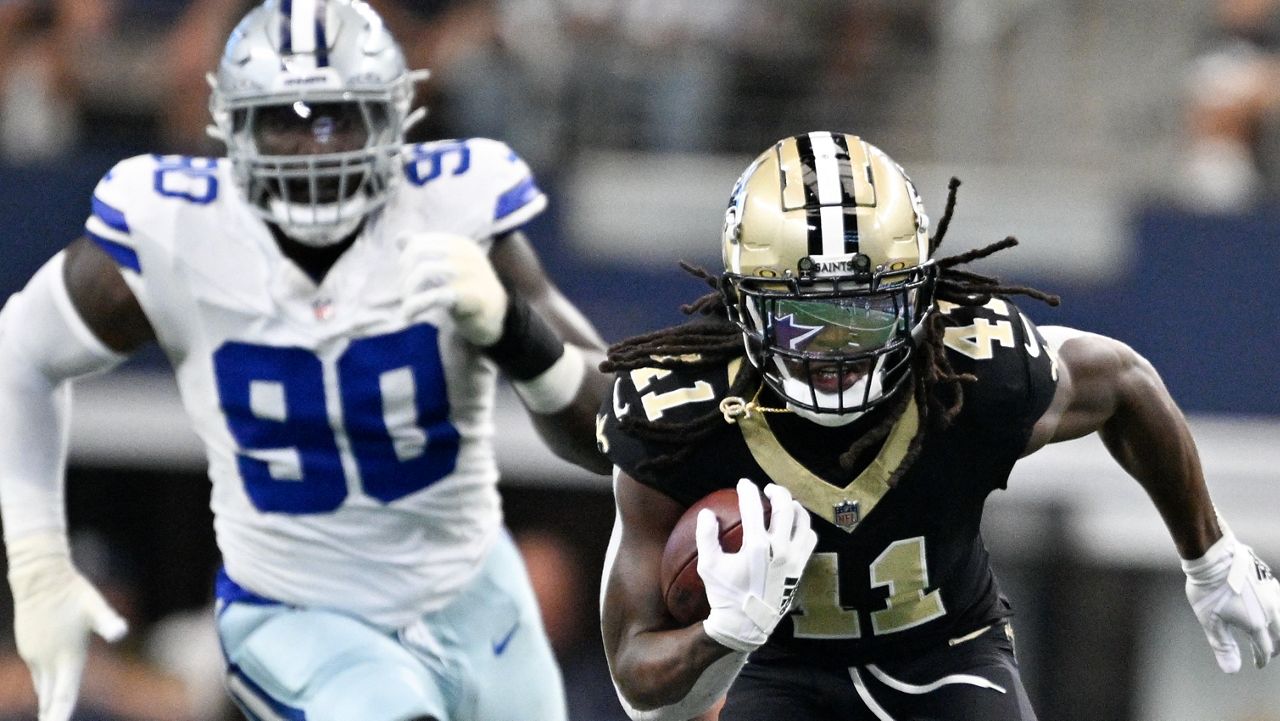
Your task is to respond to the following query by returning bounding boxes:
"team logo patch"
[833,500,861,530]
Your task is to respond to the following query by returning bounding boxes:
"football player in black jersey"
[596,132,1280,721]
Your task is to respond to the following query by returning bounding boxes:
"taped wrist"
[481,294,565,381]
[5,531,72,575]
[513,344,586,414]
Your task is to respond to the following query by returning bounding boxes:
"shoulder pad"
[599,359,733,478]
[935,297,1057,426]
[399,138,546,236]
[85,155,224,275]
[84,155,159,273]
[611,360,730,426]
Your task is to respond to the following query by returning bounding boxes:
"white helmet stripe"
[282,0,325,68]
[808,131,844,204]
[809,131,851,256]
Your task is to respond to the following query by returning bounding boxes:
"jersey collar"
[728,358,918,533]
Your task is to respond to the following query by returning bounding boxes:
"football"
[659,487,771,626]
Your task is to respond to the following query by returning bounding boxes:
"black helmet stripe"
[793,134,826,257]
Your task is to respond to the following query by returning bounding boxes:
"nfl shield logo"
[833,500,861,530]
[312,297,335,322]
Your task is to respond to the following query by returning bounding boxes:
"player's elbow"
[611,656,704,714]
[615,682,712,721]
[611,659,667,711]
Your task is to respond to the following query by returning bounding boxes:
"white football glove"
[1182,532,1280,673]
[397,232,509,347]
[697,479,818,653]
[6,531,128,721]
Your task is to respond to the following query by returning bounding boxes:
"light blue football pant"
[216,532,567,721]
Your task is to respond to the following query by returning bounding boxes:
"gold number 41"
[790,536,946,639]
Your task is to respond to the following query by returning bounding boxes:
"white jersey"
[83,139,547,628]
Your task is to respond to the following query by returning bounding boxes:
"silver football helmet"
[208,0,428,246]
[721,132,935,425]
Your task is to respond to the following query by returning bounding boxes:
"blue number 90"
[214,324,461,514]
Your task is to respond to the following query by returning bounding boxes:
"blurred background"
[2,0,1280,719]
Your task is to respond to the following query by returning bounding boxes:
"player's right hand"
[1182,532,1280,673]
[397,232,509,347]
[6,531,128,721]
[696,479,817,653]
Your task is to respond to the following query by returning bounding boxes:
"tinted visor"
[769,296,903,356]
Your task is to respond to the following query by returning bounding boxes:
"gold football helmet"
[720,132,934,423]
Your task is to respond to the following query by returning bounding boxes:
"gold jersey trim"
[728,359,917,533]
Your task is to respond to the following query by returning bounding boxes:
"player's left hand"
[7,531,129,721]
[1182,533,1280,673]
[697,479,818,653]
[397,232,508,346]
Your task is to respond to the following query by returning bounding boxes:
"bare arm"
[601,471,736,712]
[1023,327,1219,558]
[63,236,155,352]
[489,231,611,475]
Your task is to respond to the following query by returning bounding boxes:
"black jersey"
[599,298,1058,665]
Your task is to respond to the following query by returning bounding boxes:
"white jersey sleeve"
[82,154,224,352]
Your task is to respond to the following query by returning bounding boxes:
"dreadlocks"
[600,178,1060,481]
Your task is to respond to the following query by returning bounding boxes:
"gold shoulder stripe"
[728,362,917,533]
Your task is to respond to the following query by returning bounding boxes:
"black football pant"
[719,624,1036,721]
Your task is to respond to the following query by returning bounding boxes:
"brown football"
[659,487,771,626]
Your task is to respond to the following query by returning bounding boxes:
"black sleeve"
[597,363,735,507]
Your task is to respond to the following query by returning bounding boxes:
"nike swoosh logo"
[493,620,520,655]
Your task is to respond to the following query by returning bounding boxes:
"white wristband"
[512,344,585,414]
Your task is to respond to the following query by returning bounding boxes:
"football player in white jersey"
[0,2,611,720]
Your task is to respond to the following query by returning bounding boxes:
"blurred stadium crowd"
[2,1,1280,720]
[0,0,935,167]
